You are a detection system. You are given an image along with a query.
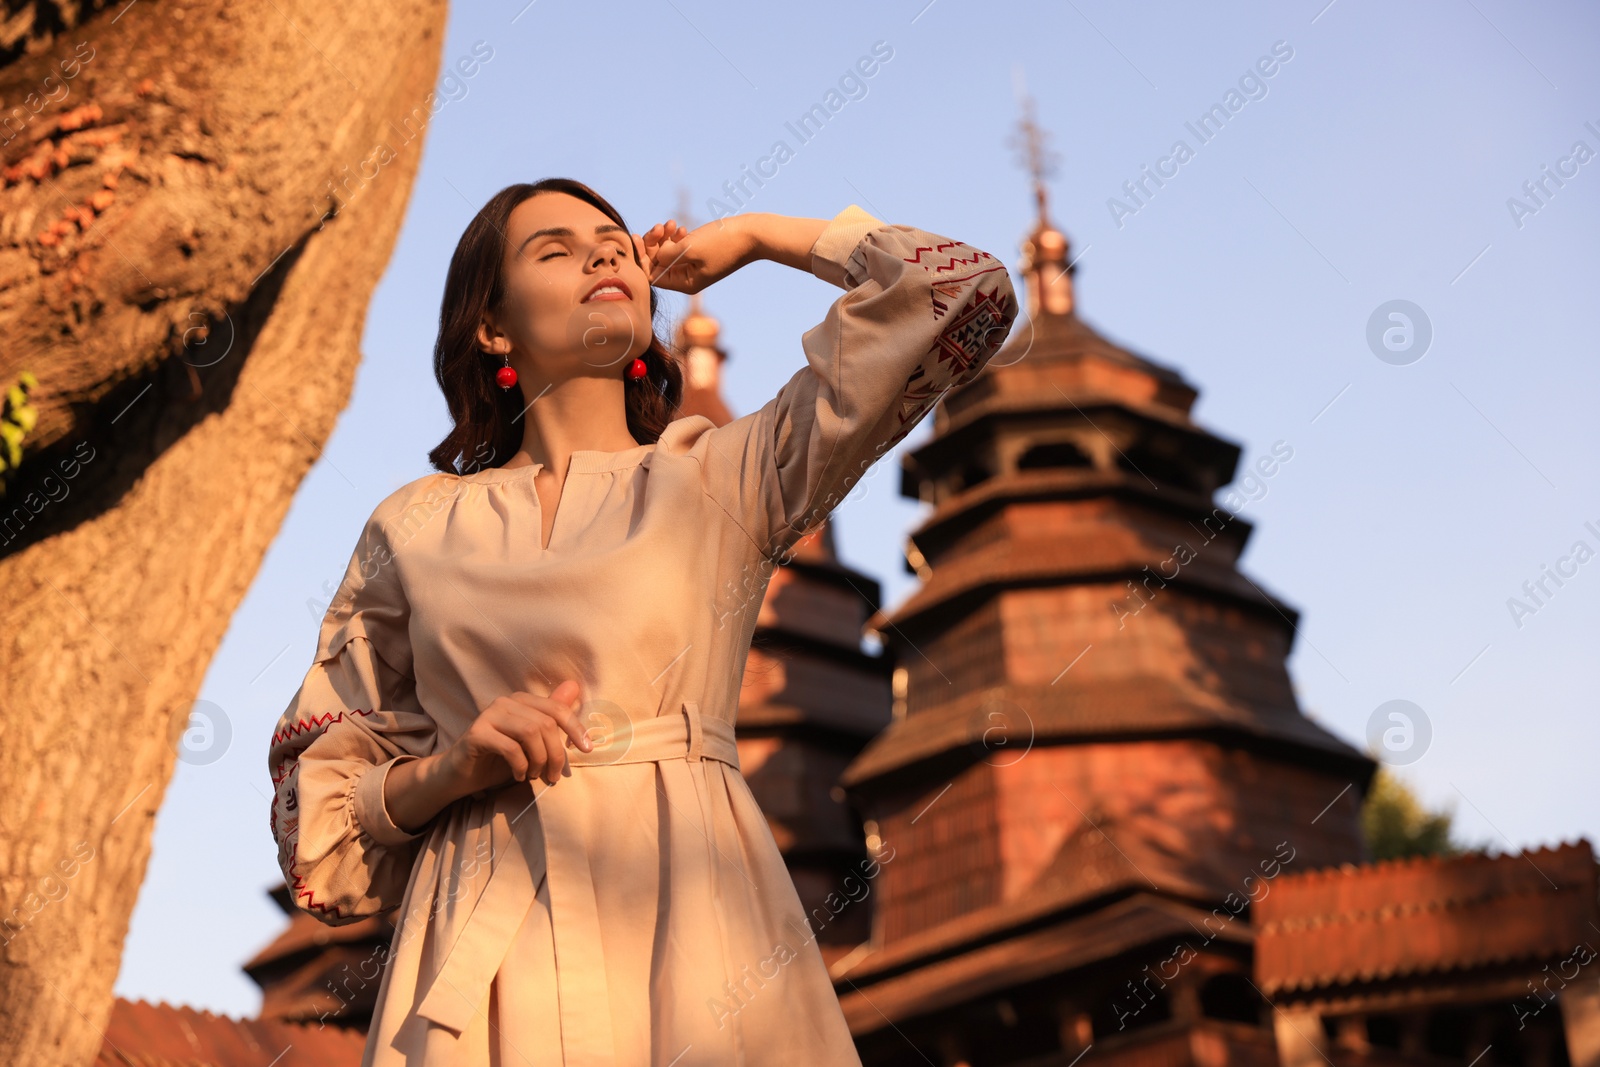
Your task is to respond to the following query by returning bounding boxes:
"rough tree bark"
[0,0,448,1061]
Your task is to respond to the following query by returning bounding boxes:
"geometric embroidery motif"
[891,260,1017,437]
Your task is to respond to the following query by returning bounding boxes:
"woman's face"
[482,191,653,376]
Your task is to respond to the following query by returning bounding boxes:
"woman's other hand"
[442,679,594,791]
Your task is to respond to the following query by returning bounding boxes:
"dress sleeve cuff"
[809,204,886,290]
[353,754,425,847]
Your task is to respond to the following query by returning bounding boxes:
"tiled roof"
[96,998,366,1067]
[1254,840,1599,995]
[841,675,1370,789]
[866,528,1296,634]
[961,309,1196,416]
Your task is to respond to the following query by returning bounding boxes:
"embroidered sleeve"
[689,204,1019,560]
[266,512,440,926]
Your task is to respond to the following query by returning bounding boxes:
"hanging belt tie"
[413,701,740,1056]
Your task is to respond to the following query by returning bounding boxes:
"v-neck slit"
[539,462,563,555]
[453,443,659,555]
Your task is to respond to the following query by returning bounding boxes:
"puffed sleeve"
[691,204,1019,559]
[266,510,440,927]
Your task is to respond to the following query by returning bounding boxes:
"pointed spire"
[1009,78,1074,319]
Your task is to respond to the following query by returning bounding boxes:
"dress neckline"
[457,441,657,484]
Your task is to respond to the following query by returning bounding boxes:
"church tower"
[830,100,1375,1062]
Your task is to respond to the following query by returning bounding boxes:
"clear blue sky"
[116,0,1599,1017]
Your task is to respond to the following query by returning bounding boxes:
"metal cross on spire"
[1008,69,1061,225]
[1006,69,1075,318]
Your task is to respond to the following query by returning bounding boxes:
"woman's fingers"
[499,721,544,782]
[638,223,695,288]
[457,683,594,793]
[644,223,692,260]
[563,712,594,753]
[541,718,572,783]
[643,221,674,251]
[652,241,695,288]
[486,713,543,782]
[648,233,676,266]
[483,732,530,784]
[507,727,556,784]
[538,691,592,753]
[504,688,593,754]
[638,227,661,262]
[525,730,554,785]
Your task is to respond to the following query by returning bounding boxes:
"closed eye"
[536,239,627,263]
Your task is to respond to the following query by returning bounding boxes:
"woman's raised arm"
[653,204,1021,566]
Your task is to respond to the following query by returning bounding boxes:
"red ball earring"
[496,351,517,390]
[625,358,647,381]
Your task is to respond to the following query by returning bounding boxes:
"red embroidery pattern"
[288,858,351,921]
[890,278,1016,436]
[270,706,378,771]
[268,705,381,922]
[903,241,1000,275]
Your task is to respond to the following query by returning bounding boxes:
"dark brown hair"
[426,178,684,475]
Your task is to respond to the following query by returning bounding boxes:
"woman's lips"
[583,278,633,302]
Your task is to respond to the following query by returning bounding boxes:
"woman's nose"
[590,244,621,269]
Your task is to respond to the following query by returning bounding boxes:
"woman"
[267,178,1018,1066]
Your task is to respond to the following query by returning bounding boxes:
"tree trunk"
[0,0,448,1061]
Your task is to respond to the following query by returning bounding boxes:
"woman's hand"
[633,214,832,294]
[635,214,829,294]
[638,217,756,295]
[440,680,593,792]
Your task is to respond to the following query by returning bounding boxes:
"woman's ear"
[475,317,506,356]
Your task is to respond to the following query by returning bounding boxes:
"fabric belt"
[413,700,740,1054]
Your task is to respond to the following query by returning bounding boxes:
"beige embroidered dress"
[266,205,1019,1066]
